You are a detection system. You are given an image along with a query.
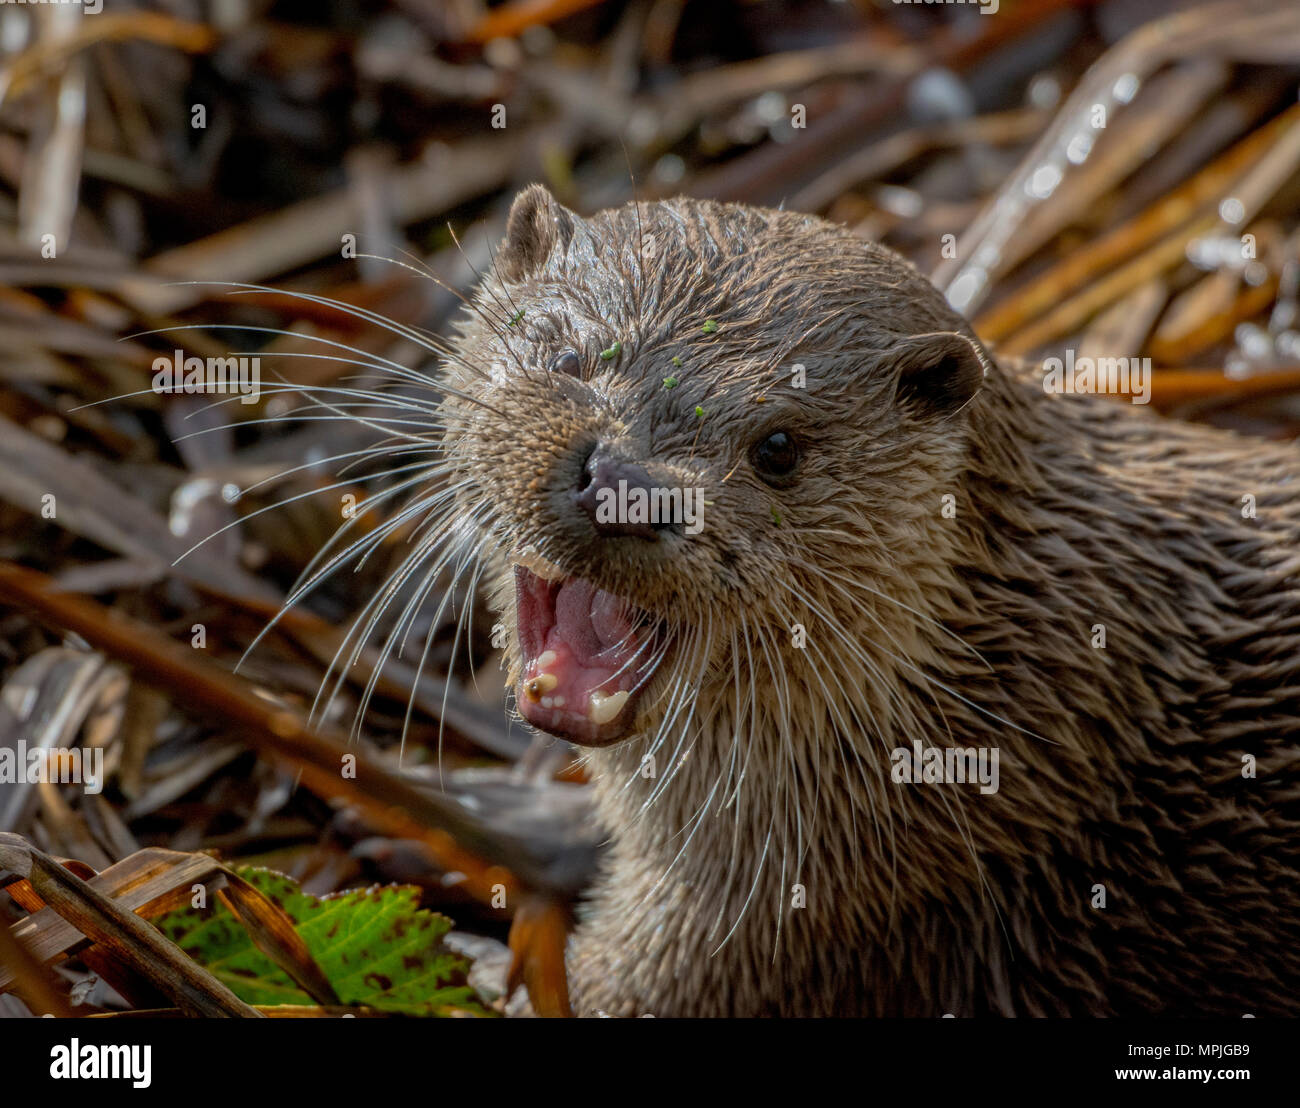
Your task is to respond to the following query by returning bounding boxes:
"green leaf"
[154,868,490,1016]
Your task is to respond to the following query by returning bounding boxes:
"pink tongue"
[591,588,634,649]
[554,579,601,660]
[553,579,635,662]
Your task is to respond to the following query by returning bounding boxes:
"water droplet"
[1243,261,1269,287]
[1219,196,1246,225]
[1066,132,1094,165]
[1224,354,1251,379]
[1027,164,1063,200]
[1113,73,1141,103]
[755,91,786,123]
[653,154,685,185]
[1026,73,1061,111]
[948,272,983,314]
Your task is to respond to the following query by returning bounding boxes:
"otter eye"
[549,350,582,377]
[752,431,798,481]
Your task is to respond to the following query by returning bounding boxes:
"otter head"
[439,185,990,751]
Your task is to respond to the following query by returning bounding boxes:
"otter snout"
[573,444,674,541]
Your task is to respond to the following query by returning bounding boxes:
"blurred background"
[1,0,1299,1017]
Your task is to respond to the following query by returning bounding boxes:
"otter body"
[439,186,1300,1016]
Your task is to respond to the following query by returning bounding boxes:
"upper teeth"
[588,689,629,726]
[515,550,567,583]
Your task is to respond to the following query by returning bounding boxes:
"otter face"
[438,186,988,749]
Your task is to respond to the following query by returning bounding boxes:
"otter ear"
[497,184,577,284]
[885,330,989,418]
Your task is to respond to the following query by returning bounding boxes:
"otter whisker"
[773,574,1046,744]
[800,634,903,924]
[348,245,532,385]
[333,497,491,690]
[707,610,770,951]
[439,227,534,377]
[293,485,478,699]
[351,507,490,751]
[616,623,695,810]
[704,626,750,943]
[153,278,504,388]
[176,458,441,569]
[634,614,713,817]
[747,618,809,957]
[796,534,994,673]
[316,512,468,732]
[710,811,777,959]
[239,477,474,681]
[622,636,696,809]
[653,613,715,818]
[427,541,499,774]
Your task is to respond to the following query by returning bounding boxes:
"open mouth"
[512,555,664,746]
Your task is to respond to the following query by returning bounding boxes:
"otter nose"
[574,445,666,541]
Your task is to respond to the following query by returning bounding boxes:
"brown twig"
[0,561,555,905]
[461,0,608,45]
[0,908,76,1017]
[0,13,217,105]
[975,105,1299,345]
[0,833,261,1017]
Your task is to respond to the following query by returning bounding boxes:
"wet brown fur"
[437,186,1300,1016]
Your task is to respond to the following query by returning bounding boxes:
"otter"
[433,184,1300,1016]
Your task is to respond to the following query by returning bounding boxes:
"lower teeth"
[588,689,630,725]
